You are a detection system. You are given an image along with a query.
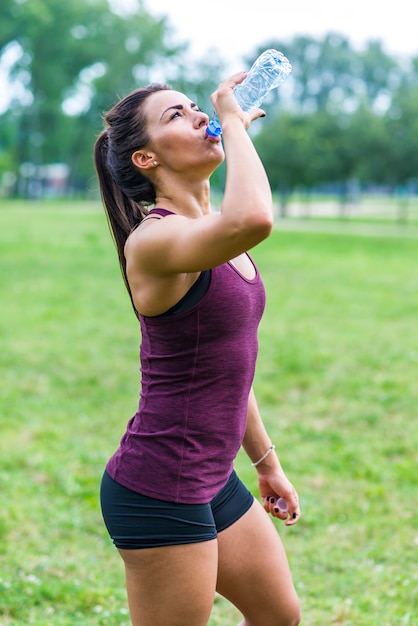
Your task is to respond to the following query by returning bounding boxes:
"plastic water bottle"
[234,49,292,110]
[206,49,292,138]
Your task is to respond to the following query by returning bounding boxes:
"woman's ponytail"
[93,83,171,311]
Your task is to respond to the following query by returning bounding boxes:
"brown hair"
[93,83,172,308]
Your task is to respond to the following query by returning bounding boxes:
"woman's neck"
[155,180,211,217]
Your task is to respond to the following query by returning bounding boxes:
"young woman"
[94,71,301,626]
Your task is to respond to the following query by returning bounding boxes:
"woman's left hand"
[258,471,301,526]
[210,71,267,131]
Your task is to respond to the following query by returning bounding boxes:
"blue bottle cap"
[206,119,222,138]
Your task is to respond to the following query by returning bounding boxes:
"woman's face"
[142,89,224,175]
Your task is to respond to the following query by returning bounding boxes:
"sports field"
[1,201,417,625]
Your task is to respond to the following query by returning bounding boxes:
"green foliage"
[386,84,418,184]
[0,0,187,190]
[1,6,418,197]
[247,36,418,196]
[1,202,417,625]
[250,34,399,114]
[254,96,417,202]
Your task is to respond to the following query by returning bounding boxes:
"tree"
[0,0,186,194]
[254,113,318,215]
[249,33,415,210]
[357,40,399,108]
[250,33,400,115]
[385,81,418,220]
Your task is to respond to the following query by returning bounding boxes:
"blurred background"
[0,0,417,219]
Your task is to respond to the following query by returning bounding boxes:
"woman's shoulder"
[124,208,186,263]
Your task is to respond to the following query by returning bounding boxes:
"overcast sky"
[142,0,418,69]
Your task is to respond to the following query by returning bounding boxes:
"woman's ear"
[132,150,157,170]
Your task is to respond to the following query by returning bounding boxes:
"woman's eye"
[169,110,182,120]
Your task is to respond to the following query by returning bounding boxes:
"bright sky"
[142,0,418,68]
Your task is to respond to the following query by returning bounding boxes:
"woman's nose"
[194,110,209,128]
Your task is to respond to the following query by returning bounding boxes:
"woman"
[94,71,301,626]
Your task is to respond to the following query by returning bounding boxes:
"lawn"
[0,201,417,625]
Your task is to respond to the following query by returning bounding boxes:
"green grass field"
[1,201,417,625]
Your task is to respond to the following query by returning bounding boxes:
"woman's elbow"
[251,211,274,239]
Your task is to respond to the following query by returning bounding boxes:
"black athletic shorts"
[100,469,254,549]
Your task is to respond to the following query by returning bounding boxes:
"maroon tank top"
[106,210,266,503]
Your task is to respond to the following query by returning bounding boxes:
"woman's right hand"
[210,72,266,131]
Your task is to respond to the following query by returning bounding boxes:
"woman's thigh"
[119,540,218,626]
[100,472,220,626]
[216,499,301,626]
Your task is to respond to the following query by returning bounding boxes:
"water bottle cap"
[276,498,288,512]
[206,119,222,139]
